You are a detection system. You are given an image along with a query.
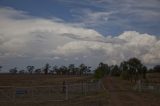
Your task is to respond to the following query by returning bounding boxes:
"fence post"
[98,80,101,90]
[31,87,34,102]
[12,86,15,103]
[138,80,142,92]
[65,84,68,100]
[84,83,87,96]
[82,81,84,95]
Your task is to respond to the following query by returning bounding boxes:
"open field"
[0,90,108,106]
[146,73,160,84]
[0,74,93,86]
[0,74,108,106]
[0,73,159,106]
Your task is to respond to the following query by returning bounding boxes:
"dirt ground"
[103,76,160,106]
[0,74,159,106]
[0,75,107,106]
[0,74,92,86]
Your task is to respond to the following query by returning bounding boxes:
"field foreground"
[103,76,160,106]
[0,74,160,106]
[0,75,108,106]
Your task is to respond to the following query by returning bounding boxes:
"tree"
[148,68,153,73]
[110,65,120,76]
[141,66,147,79]
[86,66,91,75]
[0,66,2,72]
[120,61,130,80]
[128,58,142,82]
[26,66,34,74]
[19,70,25,74]
[120,58,147,81]
[94,62,108,79]
[153,65,160,72]
[9,67,18,74]
[52,65,59,75]
[34,68,41,74]
[79,64,88,75]
[43,63,50,75]
[68,64,75,75]
[74,67,80,75]
[59,66,68,75]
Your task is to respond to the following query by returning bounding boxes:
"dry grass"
[0,74,108,106]
[103,74,160,106]
[0,74,92,86]
[146,73,160,83]
[0,91,108,106]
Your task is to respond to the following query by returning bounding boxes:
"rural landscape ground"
[103,76,160,106]
[0,73,160,106]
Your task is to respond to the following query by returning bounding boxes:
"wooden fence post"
[12,86,15,102]
[84,83,87,96]
[65,84,68,100]
[31,87,34,102]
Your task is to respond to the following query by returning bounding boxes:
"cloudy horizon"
[0,0,160,71]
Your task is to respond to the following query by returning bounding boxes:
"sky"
[0,0,160,71]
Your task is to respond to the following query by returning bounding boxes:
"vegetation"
[26,66,34,74]
[94,62,109,79]
[0,66,2,72]
[94,57,158,82]
[0,57,159,82]
[0,63,91,76]
[149,65,160,73]
[9,67,18,74]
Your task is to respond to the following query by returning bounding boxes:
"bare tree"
[43,63,50,75]
[26,66,34,74]
[0,66,2,72]
[34,68,41,74]
[19,70,25,74]
[9,67,18,74]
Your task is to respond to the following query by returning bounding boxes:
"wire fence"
[0,81,103,102]
[133,81,160,93]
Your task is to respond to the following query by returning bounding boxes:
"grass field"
[0,74,108,106]
[0,73,159,106]
[103,73,160,106]
[0,74,93,86]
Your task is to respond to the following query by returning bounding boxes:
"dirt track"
[103,77,160,106]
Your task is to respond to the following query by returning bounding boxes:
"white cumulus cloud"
[0,7,159,69]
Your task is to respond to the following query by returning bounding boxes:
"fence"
[133,81,160,92]
[0,81,102,102]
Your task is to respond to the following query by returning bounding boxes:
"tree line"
[94,57,160,82]
[0,64,91,75]
[0,57,159,79]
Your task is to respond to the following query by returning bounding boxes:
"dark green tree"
[120,58,147,81]
[68,64,75,75]
[120,61,130,80]
[110,65,120,76]
[153,65,160,72]
[141,65,147,79]
[43,63,50,75]
[94,62,109,79]
[79,64,88,75]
